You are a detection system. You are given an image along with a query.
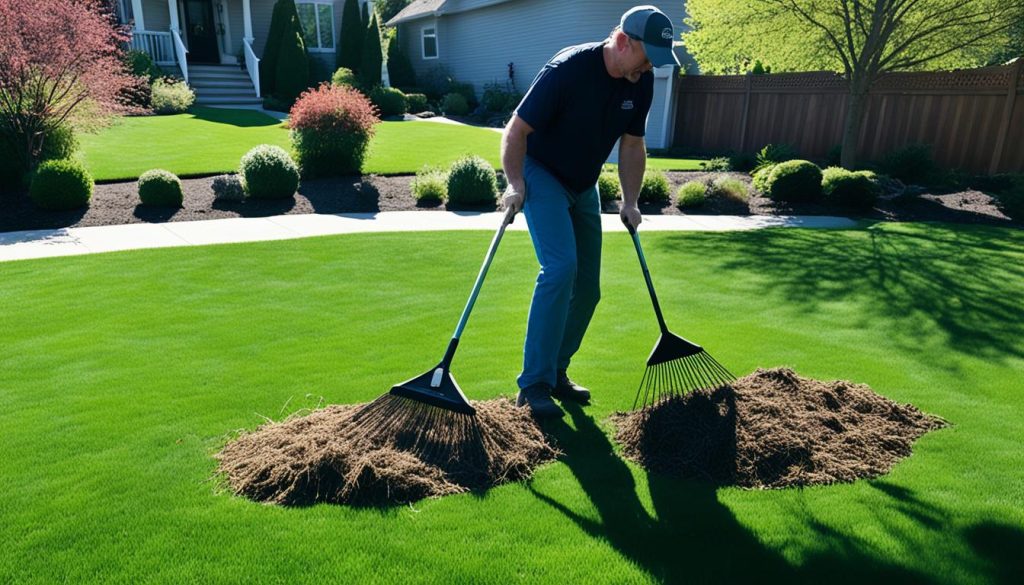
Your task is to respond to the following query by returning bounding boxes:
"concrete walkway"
[0,211,856,263]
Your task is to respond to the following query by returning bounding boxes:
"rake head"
[389,364,476,415]
[633,331,735,410]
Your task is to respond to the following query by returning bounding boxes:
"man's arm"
[618,133,646,228]
[501,114,534,213]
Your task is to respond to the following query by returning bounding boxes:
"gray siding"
[227,0,245,57]
[250,0,276,56]
[392,0,691,147]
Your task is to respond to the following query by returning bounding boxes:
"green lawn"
[77,107,705,180]
[3,223,1020,584]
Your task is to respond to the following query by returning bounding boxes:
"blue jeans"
[517,157,602,390]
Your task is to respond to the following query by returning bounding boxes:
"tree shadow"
[654,224,1024,364]
[529,404,933,584]
[963,522,1024,585]
[187,106,283,128]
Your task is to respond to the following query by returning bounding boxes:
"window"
[296,2,335,52]
[422,26,438,59]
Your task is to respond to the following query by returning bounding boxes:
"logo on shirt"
[622,100,634,110]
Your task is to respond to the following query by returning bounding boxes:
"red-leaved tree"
[0,0,138,178]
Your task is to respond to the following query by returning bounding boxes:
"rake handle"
[625,222,669,334]
[443,206,517,367]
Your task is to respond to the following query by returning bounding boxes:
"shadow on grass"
[187,106,284,128]
[654,224,1024,364]
[531,404,939,584]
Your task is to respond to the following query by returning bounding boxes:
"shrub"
[410,165,447,202]
[151,78,195,114]
[29,159,93,210]
[369,86,408,117]
[676,181,706,209]
[728,151,756,172]
[821,166,879,208]
[274,17,311,104]
[994,176,1024,221]
[752,164,776,193]
[879,143,937,185]
[710,177,748,203]
[331,67,358,88]
[238,144,300,199]
[289,83,379,177]
[597,172,620,202]
[0,123,79,190]
[442,92,470,116]
[446,155,497,205]
[406,93,429,113]
[358,12,383,89]
[753,143,797,173]
[386,33,417,88]
[212,175,246,202]
[138,169,183,206]
[482,83,522,113]
[639,170,671,203]
[699,157,731,172]
[768,160,822,202]
[125,49,163,81]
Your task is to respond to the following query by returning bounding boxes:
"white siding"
[141,0,171,31]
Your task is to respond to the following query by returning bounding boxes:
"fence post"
[990,58,1022,175]
[738,72,752,152]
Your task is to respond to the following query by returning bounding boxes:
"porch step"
[187,64,258,103]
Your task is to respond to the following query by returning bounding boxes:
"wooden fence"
[671,59,1024,174]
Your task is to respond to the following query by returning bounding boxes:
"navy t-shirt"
[515,42,654,194]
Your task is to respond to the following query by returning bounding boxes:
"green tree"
[260,0,294,97]
[360,10,383,89]
[336,0,363,73]
[683,0,1022,168]
[274,7,310,104]
[386,28,417,88]
[375,0,412,23]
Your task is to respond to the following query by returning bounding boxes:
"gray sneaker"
[552,370,591,404]
[516,383,565,419]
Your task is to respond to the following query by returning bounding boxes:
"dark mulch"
[611,368,947,489]
[0,171,1016,233]
[216,395,558,507]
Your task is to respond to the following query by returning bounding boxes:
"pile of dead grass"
[217,396,558,506]
[611,368,946,488]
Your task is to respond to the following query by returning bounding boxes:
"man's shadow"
[529,403,930,584]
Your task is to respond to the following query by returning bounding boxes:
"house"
[386,0,695,149]
[115,0,369,105]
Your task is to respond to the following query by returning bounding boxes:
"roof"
[386,0,515,27]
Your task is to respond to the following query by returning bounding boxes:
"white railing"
[170,28,189,84]
[243,38,261,97]
[130,31,175,65]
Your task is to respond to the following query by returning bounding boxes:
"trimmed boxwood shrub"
[151,78,195,114]
[768,160,822,202]
[1,123,78,190]
[446,155,497,205]
[752,163,776,193]
[331,67,358,89]
[289,83,379,177]
[821,166,879,208]
[410,165,447,203]
[676,181,707,209]
[639,170,671,203]
[597,172,620,202]
[239,144,300,199]
[441,93,469,116]
[29,159,93,211]
[369,86,408,117]
[138,169,183,207]
[406,93,429,114]
[212,175,246,202]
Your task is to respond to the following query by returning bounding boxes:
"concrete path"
[0,211,856,263]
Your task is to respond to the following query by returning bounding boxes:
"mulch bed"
[216,395,558,507]
[1,171,1016,233]
[611,367,947,489]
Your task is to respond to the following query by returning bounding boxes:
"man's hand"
[620,202,641,229]
[502,183,525,214]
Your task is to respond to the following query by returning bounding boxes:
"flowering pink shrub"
[288,83,380,177]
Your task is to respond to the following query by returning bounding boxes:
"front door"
[184,0,218,63]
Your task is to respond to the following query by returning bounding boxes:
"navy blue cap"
[620,5,679,68]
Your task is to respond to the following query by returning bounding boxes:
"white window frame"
[296,1,336,53]
[421,24,438,60]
